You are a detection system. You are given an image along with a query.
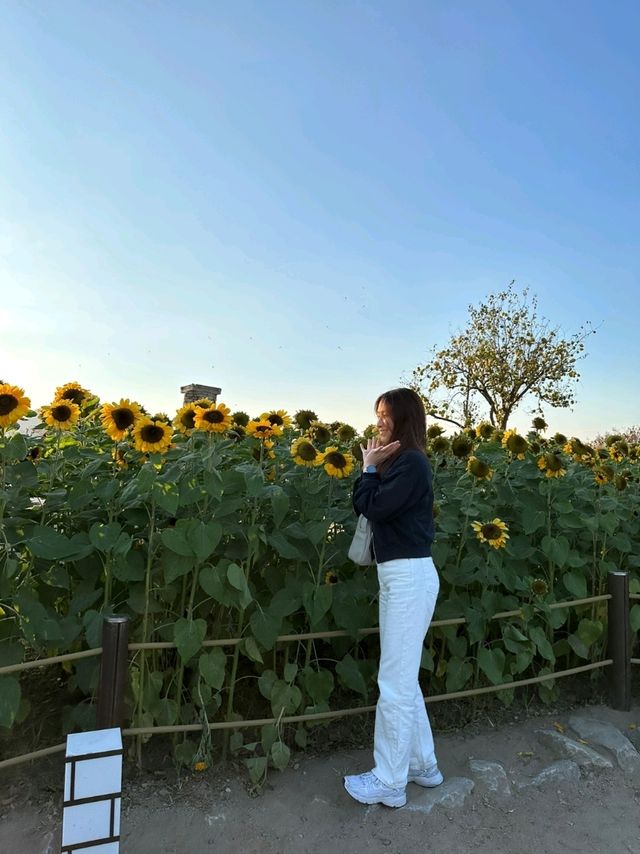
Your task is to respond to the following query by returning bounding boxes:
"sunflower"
[530,577,549,596]
[294,409,318,431]
[609,446,625,463]
[427,424,444,439]
[194,403,232,434]
[336,423,357,443]
[502,430,528,460]
[291,437,320,467]
[193,761,207,773]
[261,409,292,431]
[430,436,449,454]
[350,441,364,463]
[467,456,493,481]
[100,399,142,440]
[132,418,173,454]
[362,424,378,439]
[54,381,91,407]
[471,518,509,549]
[173,403,199,434]
[552,432,567,446]
[451,434,474,459]
[0,384,31,428]
[475,422,494,440]
[324,570,338,585]
[532,417,547,432]
[247,418,281,440]
[614,475,627,491]
[27,445,42,462]
[41,399,80,431]
[319,447,354,479]
[192,398,213,408]
[594,469,611,486]
[536,452,566,478]
[605,434,624,447]
[112,447,128,470]
[308,421,332,445]
[231,410,250,427]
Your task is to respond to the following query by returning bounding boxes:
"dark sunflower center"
[325,451,346,468]
[482,524,501,540]
[0,394,18,415]
[507,436,527,453]
[298,442,317,461]
[544,454,562,471]
[141,425,165,443]
[255,424,270,433]
[204,410,224,424]
[469,459,489,477]
[268,414,284,426]
[62,388,84,404]
[181,410,196,429]
[113,408,135,430]
[52,404,72,421]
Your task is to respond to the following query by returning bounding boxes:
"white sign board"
[61,727,123,853]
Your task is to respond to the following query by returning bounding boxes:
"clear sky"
[1,1,638,439]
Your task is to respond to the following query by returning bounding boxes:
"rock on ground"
[468,760,512,796]
[568,715,640,776]
[535,729,613,769]
[519,760,581,789]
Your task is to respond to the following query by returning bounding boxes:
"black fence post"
[607,570,631,711]
[96,615,130,729]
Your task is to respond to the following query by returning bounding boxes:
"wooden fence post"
[96,616,130,729]
[607,570,631,711]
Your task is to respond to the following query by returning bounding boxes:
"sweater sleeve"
[353,454,427,522]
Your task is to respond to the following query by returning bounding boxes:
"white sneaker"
[343,771,407,808]
[407,765,444,787]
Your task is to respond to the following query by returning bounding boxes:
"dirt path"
[2,703,640,854]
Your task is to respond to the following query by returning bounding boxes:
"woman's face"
[376,400,395,446]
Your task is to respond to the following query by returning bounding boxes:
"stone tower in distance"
[180,384,222,404]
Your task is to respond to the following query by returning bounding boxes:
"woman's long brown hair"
[374,387,427,473]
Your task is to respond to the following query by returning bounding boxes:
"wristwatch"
[365,464,377,474]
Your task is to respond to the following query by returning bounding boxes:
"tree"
[409,284,595,430]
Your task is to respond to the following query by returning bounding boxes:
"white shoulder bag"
[348,515,374,565]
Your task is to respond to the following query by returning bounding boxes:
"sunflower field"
[1,382,640,778]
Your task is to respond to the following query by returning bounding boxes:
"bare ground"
[2,702,640,854]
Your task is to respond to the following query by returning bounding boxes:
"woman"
[344,387,442,808]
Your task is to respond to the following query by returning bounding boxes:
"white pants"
[372,556,440,789]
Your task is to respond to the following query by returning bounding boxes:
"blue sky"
[1,1,638,438]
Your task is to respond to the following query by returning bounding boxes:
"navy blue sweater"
[352,449,435,563]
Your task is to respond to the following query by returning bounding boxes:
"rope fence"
[0,659,613,771]
[0,593,614,678]
[0,575,636,770]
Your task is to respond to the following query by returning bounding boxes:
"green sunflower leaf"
[0,676,21,729]
[198,648,227,690]
[270,741,290,772]
[335,654,368,697]
[478,647,506,685]
[444,656,473,693]
[174,617,207,663]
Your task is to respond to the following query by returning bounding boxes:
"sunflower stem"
[305,477,334,669]
[454,480,476,571]
[136,497,156,768]
[223,462,261,759]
